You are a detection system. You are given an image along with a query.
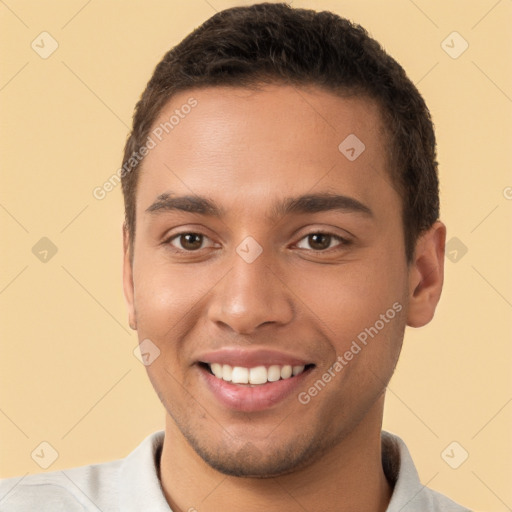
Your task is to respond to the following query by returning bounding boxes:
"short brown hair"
[121,2,439,263]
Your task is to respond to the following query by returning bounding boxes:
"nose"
[207,248,294,335]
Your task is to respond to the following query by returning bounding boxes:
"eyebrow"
[145,192,373,220]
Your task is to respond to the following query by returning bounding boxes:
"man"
[0,3,472,511]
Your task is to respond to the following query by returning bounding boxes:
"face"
[124,84,413,477]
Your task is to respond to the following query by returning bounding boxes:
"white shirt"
[0,430,471,511]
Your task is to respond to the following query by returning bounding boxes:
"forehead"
[135,84,398,221]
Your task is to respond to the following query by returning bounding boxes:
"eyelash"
[163,231,352,254]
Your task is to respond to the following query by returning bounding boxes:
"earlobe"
[406,221,446,328]
[122,223,137,330]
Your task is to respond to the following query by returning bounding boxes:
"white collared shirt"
[0,430,472,511]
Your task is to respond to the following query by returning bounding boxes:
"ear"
[122,222,137,330]
[406,221,446,328]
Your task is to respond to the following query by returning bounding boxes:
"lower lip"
[198,365,313,412]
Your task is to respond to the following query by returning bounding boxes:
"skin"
[122,84,446,512]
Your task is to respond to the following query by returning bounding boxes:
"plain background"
[0,1,511,510]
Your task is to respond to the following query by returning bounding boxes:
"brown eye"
[295,232,350,252]
[170,233,206,251]
[307,233,332,250]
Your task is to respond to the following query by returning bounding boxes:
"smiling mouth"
[199,362,316,386]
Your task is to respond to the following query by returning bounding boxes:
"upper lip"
[196,348,313,368]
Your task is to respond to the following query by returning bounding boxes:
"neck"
[159,398,392,512]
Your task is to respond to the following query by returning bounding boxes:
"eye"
[295,232,350,251]
[166,232,214,252]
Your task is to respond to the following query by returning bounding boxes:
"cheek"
[292,256,406,337]
[132,255,202,340]
[132,260,203,404]
[291,252,407,392]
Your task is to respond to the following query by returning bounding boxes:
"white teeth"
[231,366,249,384]
[249,366,267,385]
[207,363,307,384]
[280,365,292,379]
[267,365,281,382]
[292,365,305,376]
[211,363,223,378]
[222,364,232,382]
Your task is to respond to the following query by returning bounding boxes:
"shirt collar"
[117,430,439,512]
[382,431,429,511]
[118,430,171,511]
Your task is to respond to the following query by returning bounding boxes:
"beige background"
[1,0,511,510]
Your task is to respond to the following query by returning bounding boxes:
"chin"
[191,445,309,478]
[178,421,333,478]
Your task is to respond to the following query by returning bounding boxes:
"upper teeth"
[209,363,305,385]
